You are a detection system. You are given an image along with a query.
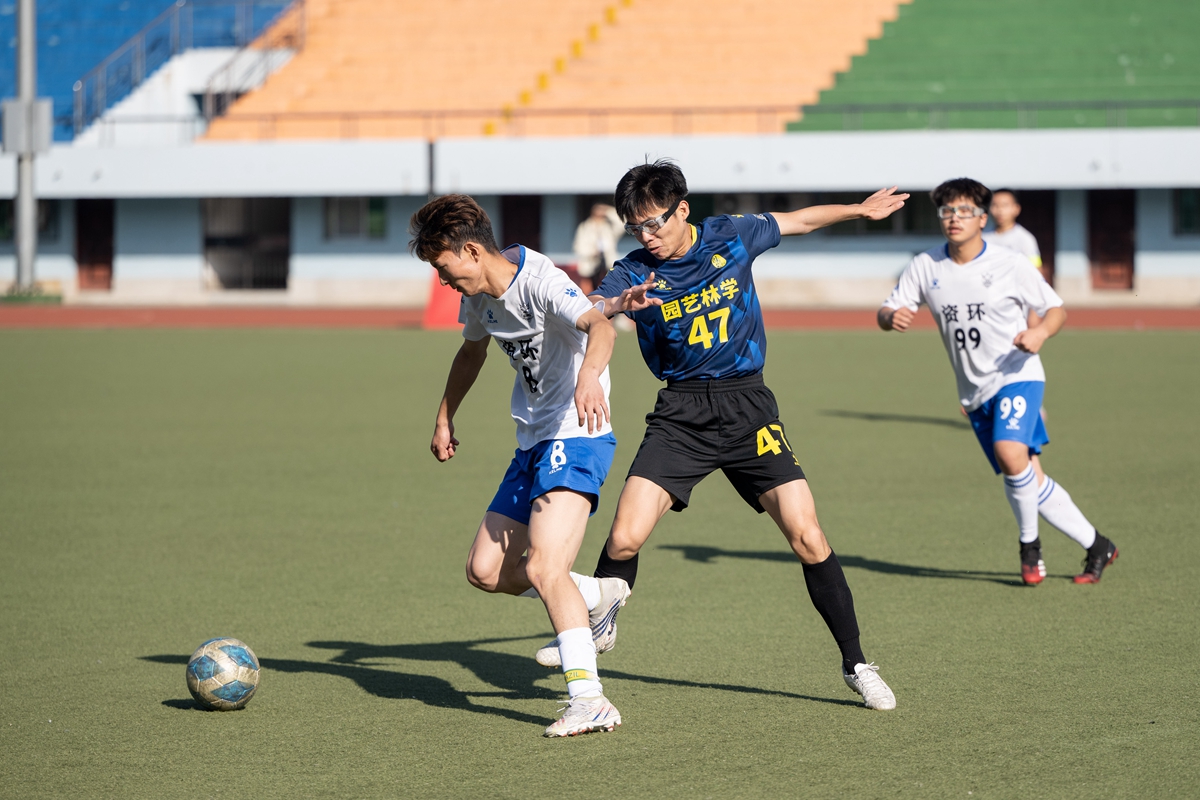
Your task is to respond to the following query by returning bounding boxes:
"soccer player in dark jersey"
[536,159,907,709]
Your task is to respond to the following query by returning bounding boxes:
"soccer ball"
[186,637,261,711]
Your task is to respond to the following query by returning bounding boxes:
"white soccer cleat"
[535,577,632,667]
[544,694,622,737]
[843,662,897,710]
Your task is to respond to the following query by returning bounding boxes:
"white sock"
[519,573,600,610]
[1004,464,1040,544]
[571,572,602,611]
[557,626,603,699]
[1037,475,1097,549]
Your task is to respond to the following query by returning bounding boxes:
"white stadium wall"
[289,196,430,306]
[1,129,1198,305]
[1134,189,1200,300]
[111,198,206,302]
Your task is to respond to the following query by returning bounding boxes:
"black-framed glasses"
[937,204,985,220]
[624,197,684,237]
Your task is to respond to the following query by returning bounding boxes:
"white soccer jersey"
[460,245,612,450]
[883,242,1064,410]
[983,223,1041,266]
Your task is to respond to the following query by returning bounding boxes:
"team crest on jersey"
[711,254,727,269]
[486,309,498,324]
[655,278,670,290]
[518,301,533,321]
[931,278,941,290]
[981,273,994,288]
[564,287,579,297]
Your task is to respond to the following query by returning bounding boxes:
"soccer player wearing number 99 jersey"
[878,178,1118,586]
[573,159,907,711]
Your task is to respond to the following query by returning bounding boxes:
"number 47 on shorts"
[757,424,800,466]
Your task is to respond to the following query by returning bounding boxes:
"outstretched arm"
[774,187,909,236]
[1013,306,1066,354]
[573,308,616,433]
[588,271,663,318]
[431,336,490,461]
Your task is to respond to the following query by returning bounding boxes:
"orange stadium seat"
[205,0,910,140]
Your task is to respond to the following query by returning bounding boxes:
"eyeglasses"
[937,204,985,220]
[624,197,684,237]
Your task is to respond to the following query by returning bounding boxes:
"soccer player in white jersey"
[984,189,1048,336]
[412,194,629,737]
[877,178,1118,585]
[984,189,1043,272]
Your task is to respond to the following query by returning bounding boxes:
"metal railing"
[70,96,1200,146]
[795,99,1200,131]
[72,0,296,138]
[203,1,304,121]
[203,104,805,140]
[70,104,804,145]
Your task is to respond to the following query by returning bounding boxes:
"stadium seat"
[0,0,170,141]
[790,0,1200,131]
[204,0,911,140]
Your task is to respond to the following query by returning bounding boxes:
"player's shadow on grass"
[143,636,556,726]
[661,544,1024,587]
[819,409,971,430]
[144,634,860,723]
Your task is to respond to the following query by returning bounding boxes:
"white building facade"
[3,128,1199,307]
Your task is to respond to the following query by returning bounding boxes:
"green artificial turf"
[1,329,1197,798]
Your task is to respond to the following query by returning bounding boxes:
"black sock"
[594,540,639,589]
[802,551,866,674]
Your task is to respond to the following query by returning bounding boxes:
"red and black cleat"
[1020,539,1046,586]
[1074,533,1118,584]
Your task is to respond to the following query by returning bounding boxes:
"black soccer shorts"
[626,374,806,513]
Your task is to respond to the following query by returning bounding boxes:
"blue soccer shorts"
[486,433,617,525]
[968,381,1050,474]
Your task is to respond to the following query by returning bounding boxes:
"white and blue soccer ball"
[186,637,261,711]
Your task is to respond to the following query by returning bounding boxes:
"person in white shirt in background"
[985,188,1051,419]
[985,189,1043,274]
[877,177,1118,588]
[572,204,625,295]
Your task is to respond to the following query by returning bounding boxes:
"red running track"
[0,305,1198,330]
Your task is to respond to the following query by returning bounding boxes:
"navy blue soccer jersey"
[597,213,781,381]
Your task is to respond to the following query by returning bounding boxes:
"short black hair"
[931,178,992,210]
[992,187,1020,204]
[408,194,500,262]
[614,158,688,221]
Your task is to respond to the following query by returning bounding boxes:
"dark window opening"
[500,195,542,252]
[0,199,60,243]
[1176,189,1200,235]
[203,198,291,290]
[324,197,387,240]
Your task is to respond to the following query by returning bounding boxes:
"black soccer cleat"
[1020,538,1046,586]
[1074,533,1118,584]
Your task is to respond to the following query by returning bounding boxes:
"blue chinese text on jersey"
[597,214,780,381]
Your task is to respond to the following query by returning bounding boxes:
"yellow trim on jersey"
[690,224,698,246]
